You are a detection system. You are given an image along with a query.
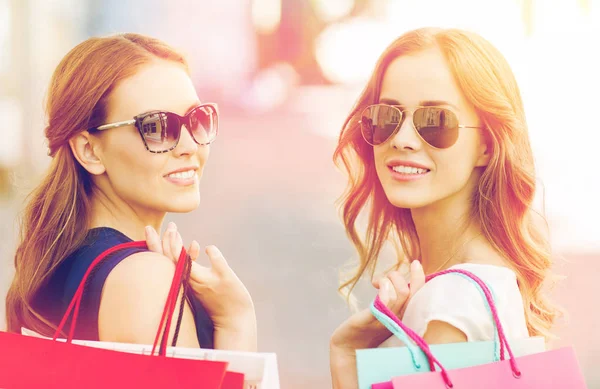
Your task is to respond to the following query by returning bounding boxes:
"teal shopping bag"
[356,270,546,389]
[357,336,545,389]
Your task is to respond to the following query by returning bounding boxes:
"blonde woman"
[329,28,557,388]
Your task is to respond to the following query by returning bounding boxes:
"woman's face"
[372,47,490,210]
[92,60,210,214]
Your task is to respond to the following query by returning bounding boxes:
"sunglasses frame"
[359,104,483,149]
[88,102,219,153]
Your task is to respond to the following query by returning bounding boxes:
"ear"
[475,134,492,167]
[69,131,106,175]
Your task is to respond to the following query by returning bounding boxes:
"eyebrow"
[185,101,202,114]
[379,98,460,111]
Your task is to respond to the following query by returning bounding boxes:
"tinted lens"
[188,105,218,145]
[413,107,459,148]
[360,105,402,145]
[140,112,180,151]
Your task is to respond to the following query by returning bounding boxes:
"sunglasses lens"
[413,107,459,148]
[140,113,180,152]
[189,105,218,145]
[361,105,402,145]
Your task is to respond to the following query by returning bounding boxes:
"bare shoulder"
[105,250,176,283]
[98,251,199,347]
[423,320,468,344]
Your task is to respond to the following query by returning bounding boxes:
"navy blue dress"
[37,227,214,348]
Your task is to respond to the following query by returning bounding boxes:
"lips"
[385,159,431,182]
[164,166,199,178]
[390,165,430,175]
[386,159,431,172]
[386,158,431,170]
[165,169,196,179]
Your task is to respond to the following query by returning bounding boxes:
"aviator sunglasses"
[359,104,483,148]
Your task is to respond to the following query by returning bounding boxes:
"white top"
[379,263,529,348]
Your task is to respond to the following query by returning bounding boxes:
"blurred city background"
[1,0,599,387]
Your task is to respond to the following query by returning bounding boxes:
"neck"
[88,187,166,241]
[410,175,488,274]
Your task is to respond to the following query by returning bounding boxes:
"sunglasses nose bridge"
[169,113,195,147]
[179,112,199,139]
[180,120,194,140]
[388,110,424,149]
[388,109,414,138]
[399,109,416,132]
[173,121,200,153]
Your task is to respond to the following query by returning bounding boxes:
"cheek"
[431,146,479,189]
[103,144,166,194]
[373,146,387,177]
[198,146,210,166]
[195,146,210,178]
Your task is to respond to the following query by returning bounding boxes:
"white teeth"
[167,170,195,179]
[391,165,428,174]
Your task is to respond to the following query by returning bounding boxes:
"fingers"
[395,260,426,319]
[377,278,393,306]
[372,277,381,289]
[162,223,175,259]
[182,245,225,288]
[376,269,411,319]
[144,225,162,254]
[205,245,229,274]
[386,271,410,315]
[188,240,201,262]
[409,260,425,297]
[187,241,213,280]
[169,225,184,261]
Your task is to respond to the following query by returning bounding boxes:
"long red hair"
[6,33,189,334]
[334,28,557,338]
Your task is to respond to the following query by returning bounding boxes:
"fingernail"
[412,260,422,270]
[145,226,152,236]
[379,279,391,305]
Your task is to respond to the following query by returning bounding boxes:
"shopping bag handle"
[53,241,191,357]
[152,247,192,356]
[372,269,521,387]
[371,270,504,364]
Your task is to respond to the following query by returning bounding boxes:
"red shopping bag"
[374,269,587,389]
[220,371,245,389]
[0,241,229,389]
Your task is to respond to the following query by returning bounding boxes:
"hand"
[329,260,425,389]
[145,223,257,351]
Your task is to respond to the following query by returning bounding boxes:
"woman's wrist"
[330,343,359,389]
[213,311,258,351]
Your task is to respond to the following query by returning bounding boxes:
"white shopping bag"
[22,328,280,389]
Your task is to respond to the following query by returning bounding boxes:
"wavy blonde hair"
[334,27,557,338]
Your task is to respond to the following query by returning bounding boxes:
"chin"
[387,197,430,210]
[383,189,435,210]
[166,194,201,213]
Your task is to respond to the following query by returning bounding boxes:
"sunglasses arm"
[458,125,485,129]
[91,119,137,131]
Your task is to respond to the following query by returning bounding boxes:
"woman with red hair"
[6,33,256,352]
[329,27,558,388]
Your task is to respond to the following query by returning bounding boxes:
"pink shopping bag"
[374,269,587,388]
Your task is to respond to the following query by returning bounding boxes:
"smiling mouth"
[165,169,197,179]
[389,165,430,175]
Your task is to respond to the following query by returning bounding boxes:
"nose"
[172,124,199,157]
[388,114,422,151]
